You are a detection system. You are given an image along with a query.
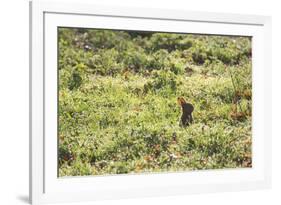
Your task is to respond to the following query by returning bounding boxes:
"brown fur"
[177,97,194,127]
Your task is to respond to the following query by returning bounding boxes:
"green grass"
[58,28,252,176]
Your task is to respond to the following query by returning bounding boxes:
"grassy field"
[58,28,252,176]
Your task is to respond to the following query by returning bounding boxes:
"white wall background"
[0,0,279,204]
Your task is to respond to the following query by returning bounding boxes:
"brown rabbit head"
[177,96,186,106]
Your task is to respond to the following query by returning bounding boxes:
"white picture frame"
[29,0,272,204]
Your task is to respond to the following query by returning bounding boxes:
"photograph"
[58,27,252,177]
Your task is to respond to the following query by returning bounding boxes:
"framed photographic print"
[29,0,272,204]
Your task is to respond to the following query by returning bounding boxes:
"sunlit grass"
[58,28,252,176]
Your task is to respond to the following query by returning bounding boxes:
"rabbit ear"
[179,97,186,104]
[177,98,182,105]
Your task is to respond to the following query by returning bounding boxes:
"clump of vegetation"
[58,28,252,177]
